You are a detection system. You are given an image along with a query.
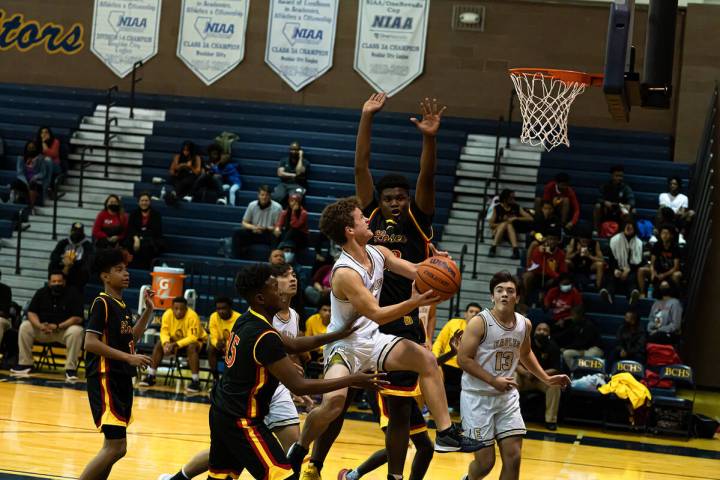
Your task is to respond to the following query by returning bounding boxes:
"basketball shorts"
[208,406,294,480]
[380,315,426,397]
[460,389,526,447]
[375,391,427,436]
[264,384,300,431]
[87,373,133,437]
[324,331,403,374]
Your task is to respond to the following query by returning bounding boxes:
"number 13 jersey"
[461,309,527,395]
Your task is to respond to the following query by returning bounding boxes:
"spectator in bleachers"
[233,185,282,258]
[92,194,128,249]
[304,296,332,361]
[274,190,309,251]
[565,225,605,291]
[269,248,285,265]
[124,192,164,270]
[10,271,84,381]
[542,172,580,233]
[601,220,643,305]
[433,302,481,410]
[488,188,533,259]
[139,296,207,393]
[646,280,683,345]
[527,200,560,259]
[543,274,583,332]
[36,126,65,175]
[516,322,562,430]
[190,155,224,204]
[272,141,309,204]
[554,305,604,369]
[0,271,12,359]
[207,296,240,382]
[610,309,646,366]
[49,222,94,292]
[304,263,331,307]
[13,140,51,209]
[206,143,242,206]
[593,165,635,235]
[638,224,682,297]
[659,176,693,230]
[168,140,202,201]
[522,227,566,303]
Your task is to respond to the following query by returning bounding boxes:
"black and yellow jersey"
[85,292,136,377]
[210,309,287,420]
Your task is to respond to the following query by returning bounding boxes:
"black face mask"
[49,285,64,295]
[534,334,549,346]
[108,204,120,213]
[70,232,84,243]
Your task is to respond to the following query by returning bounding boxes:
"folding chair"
[34,342,59,371]
[650,364,695,438]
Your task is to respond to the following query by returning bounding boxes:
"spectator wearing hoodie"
[647,281,683,345]
[206,143,242,206]
[92,194,128,249]
[543,274,583,333]
[274,190,309,251]
[123,192,164,270]
[49,222,94,292]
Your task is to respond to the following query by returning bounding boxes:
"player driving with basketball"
[458,271,570,480]
[287,197,484,478]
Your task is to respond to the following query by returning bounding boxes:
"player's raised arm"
[412,97,446,215]
[355,93,387,208]
[519,318,570,388]
[333,267,438,325]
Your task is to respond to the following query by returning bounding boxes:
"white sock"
[147,368,156,376]
[192,373,199,381]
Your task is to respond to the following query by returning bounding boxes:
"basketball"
[415,256,461,301]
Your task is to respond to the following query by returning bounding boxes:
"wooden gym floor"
[0,374,718,480]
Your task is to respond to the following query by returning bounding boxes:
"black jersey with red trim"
[364,198,433,341]
[210,309,287,420]
[85,292,136,377]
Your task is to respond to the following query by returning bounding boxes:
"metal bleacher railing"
[684,84,718,323]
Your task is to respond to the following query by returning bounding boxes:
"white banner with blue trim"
[354,0,430,97]
[91,0,162,78]
[265,0,339,92]
[177,0,250,86]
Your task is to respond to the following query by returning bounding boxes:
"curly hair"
[320,196,361,245]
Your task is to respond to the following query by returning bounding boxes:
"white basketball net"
[510,72,587,151]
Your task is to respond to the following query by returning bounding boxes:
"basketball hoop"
[509,68,603,151]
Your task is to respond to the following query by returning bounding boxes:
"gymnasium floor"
[0,374,718,480]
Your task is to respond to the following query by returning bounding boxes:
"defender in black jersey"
[302,93,447,480]
[79,249,154,480]
[207,263,384,479]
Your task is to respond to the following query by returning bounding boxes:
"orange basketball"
[415,256,461,301]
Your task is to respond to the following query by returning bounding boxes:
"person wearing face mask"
[207,296,241,383]
[543,274,583,334]
[124,192,164,269]
[12,140,52,210]
[233,185,282,258]
[10,271,84,382]
[515,322,563,430]
[603,220,644,305]
[93,194,129,249]
[274,190,309,251]
[646,281,683,345]
[272,141,310,204]
[49,222,95,291]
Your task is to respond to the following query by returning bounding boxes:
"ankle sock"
[191,373,199,381]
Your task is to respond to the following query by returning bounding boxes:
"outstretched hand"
[410,97,447,137]
[546,374,571,389]
[362,92,387,115]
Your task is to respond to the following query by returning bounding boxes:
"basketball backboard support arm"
[603,0,639,122]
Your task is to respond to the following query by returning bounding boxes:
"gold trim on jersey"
[96,374,131,429]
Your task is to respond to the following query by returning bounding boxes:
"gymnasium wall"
[0,0,677,133]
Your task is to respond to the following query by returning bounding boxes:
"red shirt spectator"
[92,194,129,248]
[275,207,309,234]
[543,177,580,226]
[544,284,583,322]
[527,245,567,279]
[37,127,61,166]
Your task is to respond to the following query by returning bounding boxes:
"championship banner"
[177,0,250,86]
[265,0,339,92]
[354,0,430,97]
[91,0,162,78]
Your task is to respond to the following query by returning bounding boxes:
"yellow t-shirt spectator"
[208,310,241,349]
[160,307,207,348]
[432,318,467,369]
[304,313,328,351]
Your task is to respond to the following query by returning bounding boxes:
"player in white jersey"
[158,263,356,480]
[287,197,485,478]
[457,271,570,480]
